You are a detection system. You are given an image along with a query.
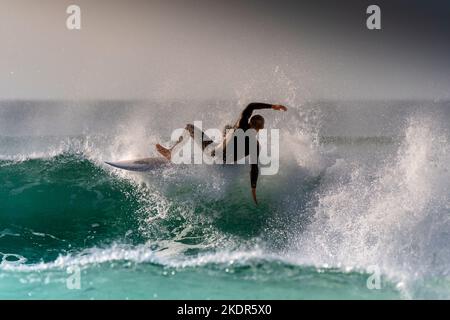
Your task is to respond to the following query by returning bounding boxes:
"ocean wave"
[0,244,270,271]
[1,102,449,298]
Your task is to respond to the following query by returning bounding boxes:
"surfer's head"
[249,115,265,131]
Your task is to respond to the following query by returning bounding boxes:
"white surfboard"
[105,157,170,172]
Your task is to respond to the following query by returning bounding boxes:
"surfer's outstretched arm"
[237,103,287,128]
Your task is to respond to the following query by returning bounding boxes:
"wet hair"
[249,115,265,129]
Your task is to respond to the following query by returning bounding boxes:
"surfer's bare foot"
[156,144,171,161]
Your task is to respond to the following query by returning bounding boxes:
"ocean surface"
[0,100,449,299]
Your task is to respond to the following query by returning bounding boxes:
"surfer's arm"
[250,164,259,205]
[250,140,262,205]
[238,103,280,127]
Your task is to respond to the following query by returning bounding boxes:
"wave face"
[0,100,449,299]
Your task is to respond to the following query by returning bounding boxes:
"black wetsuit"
[185,103,272,189]
[228,103,272,189]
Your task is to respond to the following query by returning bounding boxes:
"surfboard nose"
[104,157,169,172]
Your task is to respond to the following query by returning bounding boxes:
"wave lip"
[0,243,280,271]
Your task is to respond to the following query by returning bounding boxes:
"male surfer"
[156,103,287,204]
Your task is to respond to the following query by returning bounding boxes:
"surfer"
[156,103,287,204]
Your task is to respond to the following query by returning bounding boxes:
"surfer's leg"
[156,143,172,160]
[185,124,214,151]
[156,124,213,160]
[156,126,188,160]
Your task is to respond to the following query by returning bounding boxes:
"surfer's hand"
[272,104,287,111]
[251,188,258,205]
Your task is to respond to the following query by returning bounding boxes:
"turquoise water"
[1,102,449,299]
[0,154,400,299]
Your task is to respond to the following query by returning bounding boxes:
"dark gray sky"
[1,0,449,100]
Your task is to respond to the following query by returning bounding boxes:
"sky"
[1,0,450,100]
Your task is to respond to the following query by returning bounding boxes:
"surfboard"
[105,157,170,172]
